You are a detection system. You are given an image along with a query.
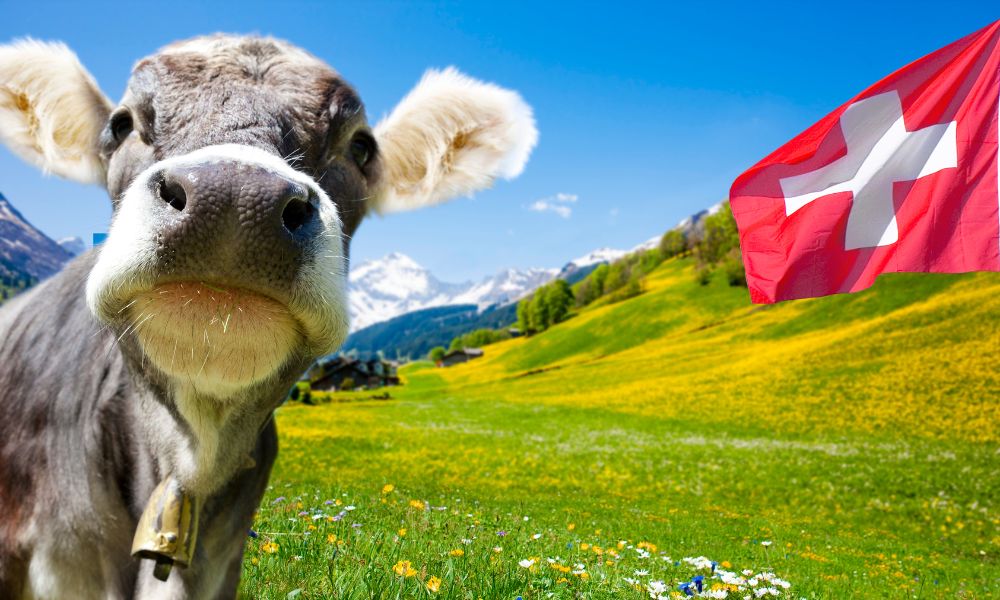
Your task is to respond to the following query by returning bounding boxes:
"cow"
[0,35,536,599]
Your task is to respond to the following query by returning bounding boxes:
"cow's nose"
[157,163,318,235]
[150,162,323,287]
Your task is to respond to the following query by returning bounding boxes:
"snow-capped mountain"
[58,236,87,256]
[555,247,627,281]
[450,267,557,308]
[569,247,627,268]
[630,235,661,253]
[675,200,725,239]
[348,253,556,331]
[0,192,72,280]
[349,252,465,331]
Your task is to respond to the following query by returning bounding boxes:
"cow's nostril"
[158,178,187,212]
[281,197,315,233]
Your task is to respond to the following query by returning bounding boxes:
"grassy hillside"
[241,258,999,599]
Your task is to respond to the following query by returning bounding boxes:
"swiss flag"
[730,20,1000,303]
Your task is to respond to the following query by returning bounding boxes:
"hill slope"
[247,258,999,599]
[423,258,999,443]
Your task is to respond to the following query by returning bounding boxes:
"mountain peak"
[0,192,72,280]
[58,236,87,257]
[569,247,627,268]
[349,253,555,332]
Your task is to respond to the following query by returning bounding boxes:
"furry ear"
[0,39,113,185]
[371,67,537,214]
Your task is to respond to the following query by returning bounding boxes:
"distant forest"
[341,303,518,361]
[0,258,35,302]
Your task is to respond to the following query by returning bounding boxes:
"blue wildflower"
[692,575,704,593]
[248,529,258,539]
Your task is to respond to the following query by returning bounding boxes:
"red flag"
[730,21,1000,303]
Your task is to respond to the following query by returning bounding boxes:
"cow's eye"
[349,136,374,168]
[110,111,134,144]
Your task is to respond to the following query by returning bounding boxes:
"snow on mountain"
[568,247,627,268]
[348,252,464,331]
[451,267,558,308]
[553,247,627,282]
[630,235,661,253]
[0,192,72,280]
[58,236,87,256]
[348,253,555,332]
[675,200,726,238]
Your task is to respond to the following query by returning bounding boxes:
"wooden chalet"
[308,355,400,391]
[439,347,484,367]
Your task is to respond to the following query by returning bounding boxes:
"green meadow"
[240,258,1000,599]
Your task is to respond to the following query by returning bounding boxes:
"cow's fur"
[0,35,535,599]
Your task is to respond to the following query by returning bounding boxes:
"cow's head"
[0,36,536,399]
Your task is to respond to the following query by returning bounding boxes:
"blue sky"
[1,1,996,281]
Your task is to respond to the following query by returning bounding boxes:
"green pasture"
[240,260,999,599]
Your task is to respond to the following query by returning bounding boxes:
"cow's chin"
[125,282,301,397]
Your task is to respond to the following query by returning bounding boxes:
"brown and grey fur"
[0,255,277,598]
[0,35,536,599]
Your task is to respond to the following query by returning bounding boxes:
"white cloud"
[527,192,578,218]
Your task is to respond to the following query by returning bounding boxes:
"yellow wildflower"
[261,541,279,554]
[449,549,465,557]
[426,576,442,592]
[567,523,576,531]
[580,543,590,551]
[382,484,395,494]
[398,528,407,538]
[327,534,337,544]
[409,499,427,510]
[393,560,417,577]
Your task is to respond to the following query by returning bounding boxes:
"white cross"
[780,91,957,250]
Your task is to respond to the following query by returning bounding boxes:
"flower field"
[240,259,999,599]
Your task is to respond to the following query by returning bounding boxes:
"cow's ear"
[370,67,537,214]
[0,39,113,185]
